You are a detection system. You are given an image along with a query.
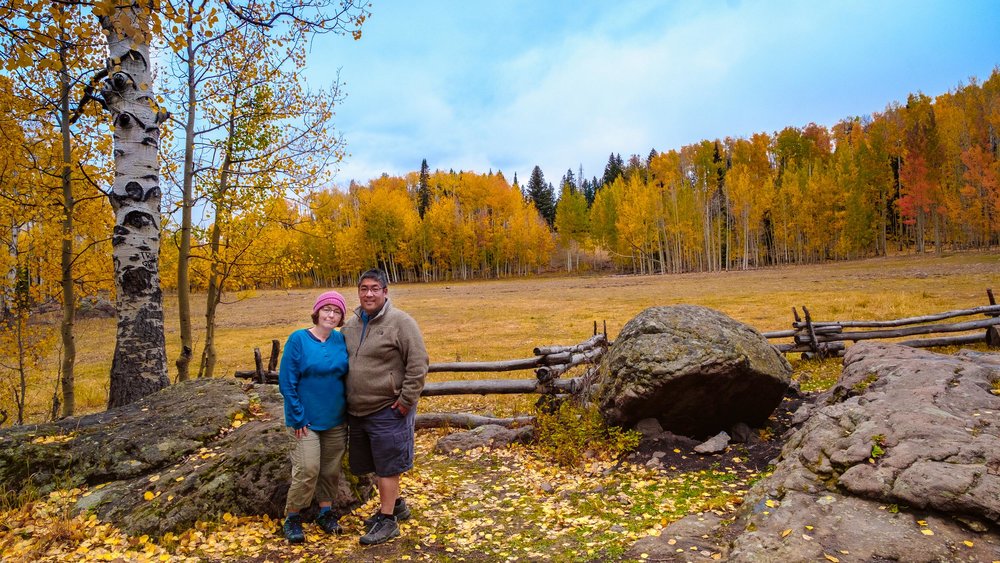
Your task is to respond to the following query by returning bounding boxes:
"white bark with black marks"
[101,8,169,408]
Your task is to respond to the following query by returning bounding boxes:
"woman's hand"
[294,426,310,439]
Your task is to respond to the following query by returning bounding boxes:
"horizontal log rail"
[767,289,999,358]
[421,377,583,396]
[791,304,1000,329]
[237,328,609,400]
[791,316,1000,344]
[415,413,534,430]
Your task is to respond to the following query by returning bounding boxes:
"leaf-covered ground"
[0,424,779,562]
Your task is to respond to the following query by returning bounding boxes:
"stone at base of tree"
[694,431,730,454]
[0,378,372,536]
[434,424,534,455]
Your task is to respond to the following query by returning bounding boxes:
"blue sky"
[308,1,1000,189]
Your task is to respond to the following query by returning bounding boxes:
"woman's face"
[315,305,343,329]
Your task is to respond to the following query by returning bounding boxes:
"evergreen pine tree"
[526,165,556,226]
[417,158,431,219]
[602,152,624,188]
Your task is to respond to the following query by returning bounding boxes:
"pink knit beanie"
[312,291,347,326]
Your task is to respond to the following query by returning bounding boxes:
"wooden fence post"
[987,289,999,348]
[266,339,281,373]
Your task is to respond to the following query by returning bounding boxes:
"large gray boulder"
[0,378,371,536]
[637,343,1000,562]
[593,305,792,438]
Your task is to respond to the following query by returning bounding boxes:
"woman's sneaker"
[359,514,400,545]
[363,497,411,532]
[283,514,305,543]
[315,511,342,534]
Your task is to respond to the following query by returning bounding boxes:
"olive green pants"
[285,424,347,513]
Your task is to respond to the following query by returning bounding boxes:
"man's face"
[358,278,388,316]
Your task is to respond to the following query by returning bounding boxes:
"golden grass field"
[18,250,1000,424]
[4,251,999,562]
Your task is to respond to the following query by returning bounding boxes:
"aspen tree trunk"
[101,7,170,409]
[175,36,198,383]
[199,152,231,380]
[57,38,76,417]
[933,209,942,256]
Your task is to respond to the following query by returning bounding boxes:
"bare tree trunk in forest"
[916,209,926,253]
[57,38,76,417]
[933,209,942,256]
[175,37,197,383]
[198,153,230,380]
[101,7,170,408]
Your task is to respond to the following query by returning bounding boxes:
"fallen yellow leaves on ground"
[0,431,765,561]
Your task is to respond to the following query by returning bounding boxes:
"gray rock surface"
[629,512,730,561]
[434,424,534,454]
[0,379,371,535]
[694,431,731,454]
[721,343,1000,562]
[594,305,792,437]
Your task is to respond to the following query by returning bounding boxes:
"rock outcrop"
[635,343,1000,562]
[0,379,371,536]
[593,305,792,438]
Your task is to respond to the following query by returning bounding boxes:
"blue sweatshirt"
[278,328,348,431]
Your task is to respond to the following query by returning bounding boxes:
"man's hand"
[294,426,310,439]
[391,400,409,416]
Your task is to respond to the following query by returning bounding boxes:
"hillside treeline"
[157,68,1000,287]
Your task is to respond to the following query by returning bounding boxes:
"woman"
[278,290,349,543]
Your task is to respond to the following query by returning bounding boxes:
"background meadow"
[20,250,999,423]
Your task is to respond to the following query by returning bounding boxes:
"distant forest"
[204,68,998,286]
[8,65,1000,294]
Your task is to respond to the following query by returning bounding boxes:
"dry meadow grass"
[16,250,1000,422]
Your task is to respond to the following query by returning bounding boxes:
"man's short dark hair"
[359,268,389,288]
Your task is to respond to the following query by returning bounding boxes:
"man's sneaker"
[315,510,342,534]
[283,514,305,543]
[363,497,411,532]
[359,514,400,545]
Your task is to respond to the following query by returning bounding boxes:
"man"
[342,268,428,545]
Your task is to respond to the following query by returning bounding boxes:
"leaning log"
[236,370,278,383]
[429,357,542,373]
[896,333,986,348]
[798,316,1000,343]
[415,413,535,429]
[792,304,1000,329]
[775,341,846,354]
[535,349,605,380]
[533,334,608,356]
[421,377,582,396]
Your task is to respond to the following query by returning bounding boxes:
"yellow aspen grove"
[0,2,112,417]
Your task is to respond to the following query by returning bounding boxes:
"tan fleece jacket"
[342,300,428,417]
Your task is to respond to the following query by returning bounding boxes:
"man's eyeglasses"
[359,285,383,295]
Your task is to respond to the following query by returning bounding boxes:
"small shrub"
[534,402,640,466]
[852,373,879,393]
[870,434,887,460]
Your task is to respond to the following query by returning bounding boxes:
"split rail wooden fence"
[761,289,1000,359]
[235,290,1000,420]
